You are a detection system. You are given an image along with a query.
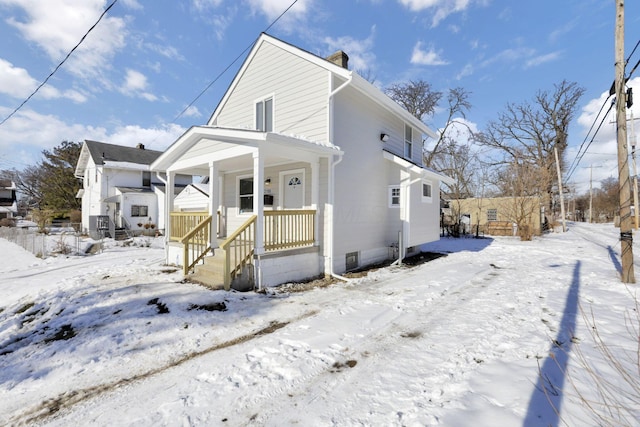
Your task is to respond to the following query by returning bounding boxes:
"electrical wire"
[0,0,119,127]
[172,0,300,123]
[566,95,612,176]
[565,99,616,182]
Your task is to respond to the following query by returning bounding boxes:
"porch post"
[253,150,264,288]
[311,157,320,246]
[166,170,175,240]
[209,161,219,251]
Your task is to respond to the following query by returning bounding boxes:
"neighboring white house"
[0,179,17,220]
[74,140,191,239]
[151,33,453,289]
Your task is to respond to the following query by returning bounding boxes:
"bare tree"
[475,80,585,207]
[424,88,472,167]
[385,79,442,122]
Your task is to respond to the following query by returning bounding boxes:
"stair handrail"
[220,215,256,290]
[180,215,212,275]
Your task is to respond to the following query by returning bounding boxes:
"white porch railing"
[171,210,316,288]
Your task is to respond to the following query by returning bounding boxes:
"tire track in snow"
[241,264,524,425]
[8,310,318,426]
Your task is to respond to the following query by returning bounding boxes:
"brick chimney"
[327,50,349,69]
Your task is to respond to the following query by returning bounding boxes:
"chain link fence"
[0,226,83,258]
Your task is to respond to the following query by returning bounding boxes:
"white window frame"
[131,205,149,217]
[421,179,433,203]
[237,174,254,215]
[388,185,401,208]
[404,124,413,160]
[487,208,498,222]
[255,95,274,132]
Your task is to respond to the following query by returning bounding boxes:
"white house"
[0,179,17,220]
[151,33,453,290]
[74,140,191,239]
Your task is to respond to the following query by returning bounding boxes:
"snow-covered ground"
[0,222,638,426]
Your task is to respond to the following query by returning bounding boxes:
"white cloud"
[455,63,474,80]
[524,51,562,69]
[410,41,449,66]
[398,0,477,27]
[1,0,128,81]
[181,105,202,119]
[105,123,185,152]
[568,77,640,192]
[0,106,185,168]
[0,58,87,102]
[324,27,377,72]
[120,69,158,101]
[245,0,312,31]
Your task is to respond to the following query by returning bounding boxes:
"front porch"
[153,127,343,290]
[169,209,318,290]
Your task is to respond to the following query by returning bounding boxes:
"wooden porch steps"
[189,248,254,291]
[190,250,226,290]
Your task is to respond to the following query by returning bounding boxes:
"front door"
[282,172,304,209]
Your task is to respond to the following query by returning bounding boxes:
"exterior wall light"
[380,133,389,142]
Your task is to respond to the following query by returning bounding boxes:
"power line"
[0,0,119,127]
[172,0,300,123]
[566,98,616,182]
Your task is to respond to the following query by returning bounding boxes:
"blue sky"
[0,0,638,193]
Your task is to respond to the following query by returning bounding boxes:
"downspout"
[327,72,353,282]
[391,174,422,266]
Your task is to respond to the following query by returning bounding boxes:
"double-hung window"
[404,124,413,159]
[239,177,254,214]
[131,205,148,217]
[256,97,273,132]
[389,186,401,208]
[487,208,498,222]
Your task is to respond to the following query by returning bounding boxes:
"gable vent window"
[256,97,273,132]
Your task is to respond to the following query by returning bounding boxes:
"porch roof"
[383,150,455,185]
[151,127,342,175]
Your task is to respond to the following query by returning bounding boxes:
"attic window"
[256,97,273,132]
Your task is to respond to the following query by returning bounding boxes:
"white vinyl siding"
[213,41,328,142]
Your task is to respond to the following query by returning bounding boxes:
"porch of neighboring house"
[155,128,342,290]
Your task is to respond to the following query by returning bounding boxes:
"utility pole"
[554,145,567,232]
[630,110,639,229]
[589,165,593,224]
[615,0,635,283]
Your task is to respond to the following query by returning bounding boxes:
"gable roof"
[75,140,163,178]
[208,33,438,140]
